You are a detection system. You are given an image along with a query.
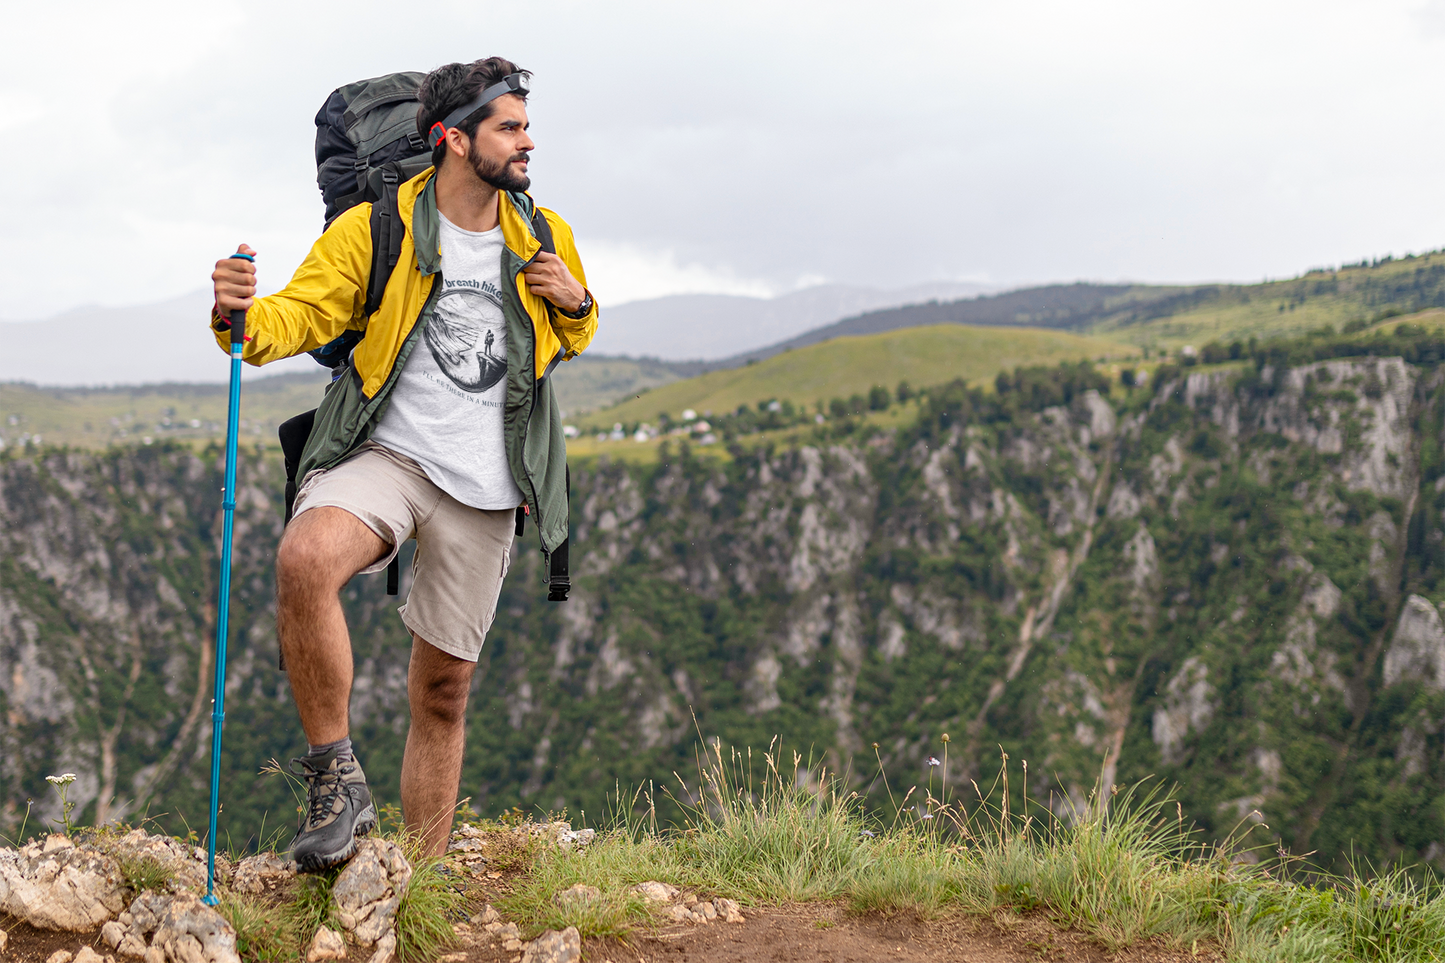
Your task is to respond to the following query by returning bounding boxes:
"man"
[210,57,596,870]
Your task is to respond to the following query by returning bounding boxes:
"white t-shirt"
[371,214,524,510]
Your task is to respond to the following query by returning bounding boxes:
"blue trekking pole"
[204,257,250,906]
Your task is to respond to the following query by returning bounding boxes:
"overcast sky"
[1,0,1443,321]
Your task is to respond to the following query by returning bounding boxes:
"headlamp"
[427,72,531,149]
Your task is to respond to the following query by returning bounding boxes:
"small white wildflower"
[859,830,877,838]
[922,813,935,821]
[927,756,941,767]
[46,773,77,786]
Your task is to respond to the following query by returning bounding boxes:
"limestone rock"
[714,897,745,923]
[521,822,595,851]
[113,894,231,963]
[117,933,149,959]
[74,947,105,963]
[100,830,216,894]
[1385,595,1445,690]
[485,922,519,942]
[366,932,395,963]
[631,881,678,903]
[230,853,295,895]
[0,926,8,954]
[469,904,500,926]
[0,835,127,930]
[46,951,73,963]
[667,897,744,925]
[332,840,411,949]
[306,926,347,962]
[150,895,240,963]
[521,927,581,963]
[102,921,127,948]
[553,883,600,905]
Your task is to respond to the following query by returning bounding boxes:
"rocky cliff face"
[4,356,1445,871]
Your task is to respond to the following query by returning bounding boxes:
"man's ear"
[443,127,469,163]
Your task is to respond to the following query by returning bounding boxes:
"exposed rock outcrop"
[107,893,239,963]
[1385,595,1445,689]
[0,835,126,931]
[332,839,411,963]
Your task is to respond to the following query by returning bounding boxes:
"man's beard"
[469,141,531,191]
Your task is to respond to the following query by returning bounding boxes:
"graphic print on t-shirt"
[424,279,507,393]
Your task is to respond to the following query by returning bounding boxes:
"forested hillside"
[5,327,1445,875]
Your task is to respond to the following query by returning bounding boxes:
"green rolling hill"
[6,250,1443,447]
[577,250,1445,428]
[745,250,1445,361]
[582,323,1131,428]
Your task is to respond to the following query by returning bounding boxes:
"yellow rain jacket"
[209,169,596,555]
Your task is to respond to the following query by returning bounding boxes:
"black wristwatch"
[557,289,593,320]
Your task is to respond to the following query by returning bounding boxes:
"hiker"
[208,58,597,871]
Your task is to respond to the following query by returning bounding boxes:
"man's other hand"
[522,252,586,314]
[213,245,258,314]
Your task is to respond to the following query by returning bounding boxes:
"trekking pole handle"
[227,251,253,346]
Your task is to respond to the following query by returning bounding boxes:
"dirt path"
[595,906,1217,963]
[5,904,1219,963]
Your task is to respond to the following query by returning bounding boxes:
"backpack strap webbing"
[364,164,406,317]
[530,207,555,254]
[528,206,570,602]
[544,466,570,602]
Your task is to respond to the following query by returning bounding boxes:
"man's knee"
[277,509,382,597]
[409,655,474,729]
[276,527,339,596]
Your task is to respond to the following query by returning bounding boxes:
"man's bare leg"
[400,636,477,856]
[275,507,389,744]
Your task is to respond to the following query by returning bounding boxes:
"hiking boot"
[288,748,377,873]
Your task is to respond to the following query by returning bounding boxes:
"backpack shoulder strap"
[545,466,570,602]
[528,206,569,601]
[364,164,406,317]
[531,207,556,255]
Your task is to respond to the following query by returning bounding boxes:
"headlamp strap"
[426,72,529,149]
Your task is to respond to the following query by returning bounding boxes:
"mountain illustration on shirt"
[425,285,507,393]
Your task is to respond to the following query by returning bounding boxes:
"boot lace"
[290,758,352,828]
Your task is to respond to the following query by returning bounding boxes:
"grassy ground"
[12,739,1445,962]
[590,324,1133,428]
[485,742,1445,962]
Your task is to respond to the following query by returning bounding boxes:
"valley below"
[4,342,1445,876]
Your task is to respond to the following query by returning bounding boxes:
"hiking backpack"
[277,71,570,616]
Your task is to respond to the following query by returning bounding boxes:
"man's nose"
[518,132,536,152]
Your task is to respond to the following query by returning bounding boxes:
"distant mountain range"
[588,281,994,360]
[0,292,320,387]
[0,282,993,387]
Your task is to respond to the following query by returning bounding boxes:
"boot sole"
[294,802,378,874]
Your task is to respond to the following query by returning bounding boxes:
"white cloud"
[1417,0,1445,34]
[580,241,775,307]
[1,0,1444,319]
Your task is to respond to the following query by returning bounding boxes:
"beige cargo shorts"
[291,442,515,662]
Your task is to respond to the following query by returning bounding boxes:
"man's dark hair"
[417,57,531,168]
